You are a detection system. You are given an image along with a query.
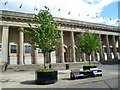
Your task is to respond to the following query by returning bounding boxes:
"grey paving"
[61,78,119,88]
[0,64,119,88]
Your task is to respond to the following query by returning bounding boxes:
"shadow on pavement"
[61,78,72,80]
[20,80,36,85]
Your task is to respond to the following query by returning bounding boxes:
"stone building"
[0,10,120,65]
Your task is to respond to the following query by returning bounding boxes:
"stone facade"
[0,10,120,65]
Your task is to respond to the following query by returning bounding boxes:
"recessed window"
[103,47,107,53]
[25,45,31,53]
[110,47,113,52]
[38,48,42,53]
[117,48,119,52]
[11,45,17,53]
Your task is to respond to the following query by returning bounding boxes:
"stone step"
[6,61,101,71]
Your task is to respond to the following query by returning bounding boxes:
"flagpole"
[20,0,22,12]
[34,0,38,14]
[4,0,8,10]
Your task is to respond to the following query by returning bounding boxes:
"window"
[38,48,42,53]
[11,45,17,53]
[25,45,31,53]
[117,48,119,52]
[103,47,107,53]
[110,47,113,52]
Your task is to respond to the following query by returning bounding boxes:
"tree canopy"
[77,30,101,64]
[19,6,60,68]
[20,6,60,53]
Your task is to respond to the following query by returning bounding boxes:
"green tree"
[19,6,60,69]
[77,30,101,65]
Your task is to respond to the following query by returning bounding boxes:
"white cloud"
[1,0,119,26]
[105,18,119,26]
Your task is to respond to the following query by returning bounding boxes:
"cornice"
[0,10,120,32]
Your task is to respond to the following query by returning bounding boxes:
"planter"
[83,65,97,70]
[35,71,58,85]
[82,71,94,78]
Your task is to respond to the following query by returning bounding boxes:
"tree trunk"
[48,51,51,69]
[48,52,51,63]
[43,52,46,69]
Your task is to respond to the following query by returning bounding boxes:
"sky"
[0,0,119,26]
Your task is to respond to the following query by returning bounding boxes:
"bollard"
[66,64,69,70]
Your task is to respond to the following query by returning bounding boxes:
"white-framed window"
[10,45,17,53]
[9,43,17,56]
[25,45,31,53]
[117,48,119,52]
[110,47,113,53]
[24,43,31,56]
[38,48,42,53]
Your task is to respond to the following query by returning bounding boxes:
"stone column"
[82,53,86,62]
[91,51,96,61]
[105,35,111,60]
[18,28,24,65]
[118,36,120,58]
[95,51,98,61]
[34,48,38,64]
[70,31,76,62]
[1,26,9,63]
[79,52,83,62]
[60,31,65,63]
[111,35,118,59]
[99,34,105,61]
[31,44,38,64]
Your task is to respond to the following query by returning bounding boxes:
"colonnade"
[1,25,120,65]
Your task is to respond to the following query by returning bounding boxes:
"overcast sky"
[0,0,119,26]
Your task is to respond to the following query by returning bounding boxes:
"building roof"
[0,10,120,32]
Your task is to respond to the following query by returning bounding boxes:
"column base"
[107,56,112,60]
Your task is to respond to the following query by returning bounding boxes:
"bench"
[70,69,84,79]
[90,68,102,76]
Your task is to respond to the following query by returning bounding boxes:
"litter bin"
[66,64,69,70]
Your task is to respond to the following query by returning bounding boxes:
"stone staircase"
[5,61,101,71]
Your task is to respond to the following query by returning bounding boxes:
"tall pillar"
[31,44,38,64]
[18,28,24,65]
[118,36,120,58]
[82,53,86,62]
[79,52,83,62]
[70,31,76,62]
[95,51,98,61]
[1,26,9,63]
[99,34,105,61]
[34,48,38,64]
[60,31,65,63]
[91,51,96,61]
[111,35,118,59]
[105,35,111,60]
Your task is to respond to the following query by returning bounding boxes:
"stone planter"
[35,71,58,85]
[82,71,94,78]
[83,66,97,70]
